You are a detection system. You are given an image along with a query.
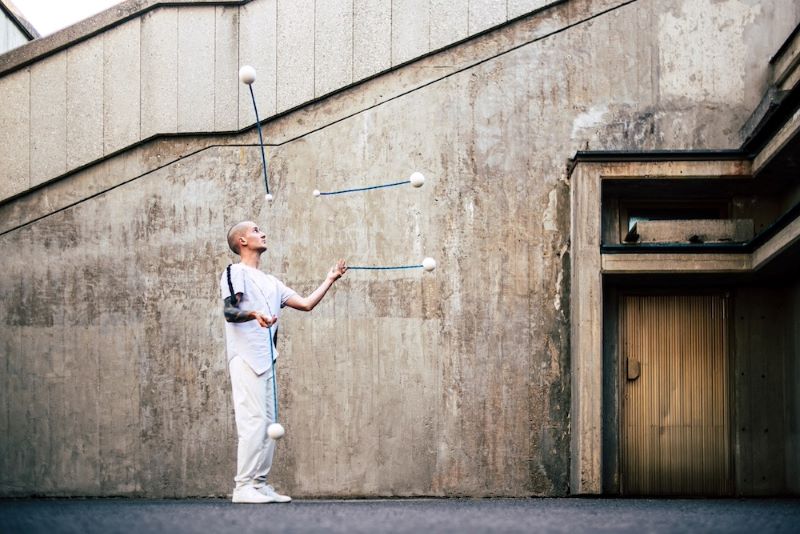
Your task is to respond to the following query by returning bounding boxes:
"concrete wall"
[0,0,562,202]
[733,282,800,496]
[1,0,799,497]
[787,281,800,494]
[733,287,789,495]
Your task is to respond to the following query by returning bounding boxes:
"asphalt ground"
[1,497,799,534]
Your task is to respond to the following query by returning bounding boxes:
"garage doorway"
[620,294,733,495]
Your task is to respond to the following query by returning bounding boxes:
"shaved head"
[227,221,254,255]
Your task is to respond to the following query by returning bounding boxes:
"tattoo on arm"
[223,294,254,323]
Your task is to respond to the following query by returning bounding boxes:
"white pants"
[229,356,276,490]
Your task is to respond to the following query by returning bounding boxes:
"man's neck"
[239,250,262,269]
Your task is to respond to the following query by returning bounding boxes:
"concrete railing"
[0,0,558,203]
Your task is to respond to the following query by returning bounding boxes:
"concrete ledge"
[601,253,752,274]
[626,219,754,244]
[740,87,789,146]
[752,214,800,270]
[568,158,752,181]
[601,215,800,273]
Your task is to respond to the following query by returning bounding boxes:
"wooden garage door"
[620,295,732,495]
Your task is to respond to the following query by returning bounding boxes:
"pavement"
[1,497,799,534]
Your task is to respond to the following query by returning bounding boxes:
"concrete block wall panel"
[733,288,789,495]
[392,0,430,65]
[430,0,469,51]
[315,0,354,97]
[214,6,239,131]
[177,7,216,132]
[469,0,507,35]
[30,53,67,187]
[238,0,277,129]
[67,38,104,170]
[103,19,141,155]
[0,68,29,199]
[276,0,315,112]
[141,8,178,140]
[788,282,800,495]
[353,0,391,80]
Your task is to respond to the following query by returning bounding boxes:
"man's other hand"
[252,311,277,328]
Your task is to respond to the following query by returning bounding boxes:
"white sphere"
[264,193,273,202]
[409,172,425,188]
[239,65,256,85]
[422,257,436,272]
[313,189,321,197]
[267,423,285,440]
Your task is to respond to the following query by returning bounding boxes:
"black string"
[226,264,235,304]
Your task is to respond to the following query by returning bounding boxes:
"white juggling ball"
[264,193,273,202]
[409,172,425,188]
[313,189,321,197]
[239,65,257,85]
[422,257,436,272]
[267,423,285,440]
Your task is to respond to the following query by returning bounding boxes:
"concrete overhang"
[601,210,800,274]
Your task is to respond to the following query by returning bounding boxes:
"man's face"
[242,223,267,252]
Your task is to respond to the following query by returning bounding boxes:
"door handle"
[626,357,640,381]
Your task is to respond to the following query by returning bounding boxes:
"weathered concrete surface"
[102,19,141,155]
[353,0,391,79]
[789,282,800,495]
[734,286,799,495]
[0,0,566,202]
[29,53,67,187]
[66,38,104,169]
[141,8,178,139]
[569,163,603,495]
[315,0,354,97]
[0,0,799,498]
[0,66,29,199]
[0,0,596,234]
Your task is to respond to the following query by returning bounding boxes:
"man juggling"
[221,220,347,504]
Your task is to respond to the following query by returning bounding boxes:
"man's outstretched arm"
[224,293,276,327]
[284,259,347,312]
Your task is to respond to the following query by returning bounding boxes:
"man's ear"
[238,235,247,249]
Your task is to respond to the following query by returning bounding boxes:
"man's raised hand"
[328,259,348,281]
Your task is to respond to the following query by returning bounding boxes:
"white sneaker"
[257,484,292,503]
[232,485,271,504]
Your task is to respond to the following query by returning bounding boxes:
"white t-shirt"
[220,263,297,376]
